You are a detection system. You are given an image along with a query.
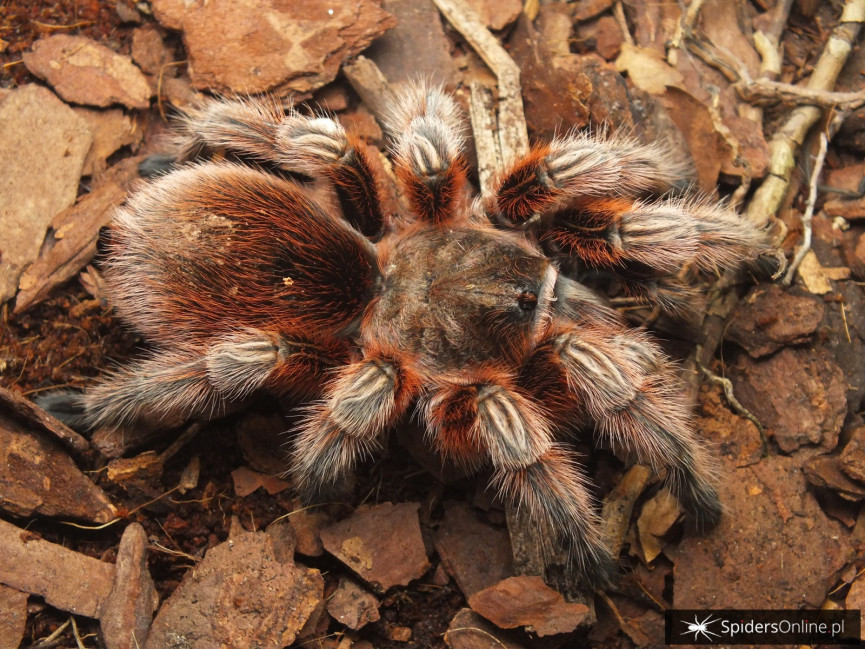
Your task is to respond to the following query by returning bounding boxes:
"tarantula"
[45,85,771,587]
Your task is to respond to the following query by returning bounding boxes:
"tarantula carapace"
[50,85,771,587]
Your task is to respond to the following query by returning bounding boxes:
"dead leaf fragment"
[468,576,590,637]
[615,43,684,95]
[796,249,851,294]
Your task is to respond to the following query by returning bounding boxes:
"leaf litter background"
[1,0,865,648]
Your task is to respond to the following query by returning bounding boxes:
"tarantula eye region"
[517,291,538,311]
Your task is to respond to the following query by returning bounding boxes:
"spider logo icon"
[682,614,722,641]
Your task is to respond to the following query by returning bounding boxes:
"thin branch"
[746,0,865,228]
[783,132,828,284]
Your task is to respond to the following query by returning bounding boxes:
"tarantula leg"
[290,355,418,499]
[487,133,688,226]
[388,85,468,225]
[175,97,385,237]
[493,447,617,588]
[423,376,616,586]
[546,196,768,276]
[77,350,224,431]
[544,325,722,530]
[206,329,349,401]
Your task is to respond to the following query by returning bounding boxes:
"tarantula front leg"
[521,324,722,530]
[69,330,346,431]
[387,85,468,225]
[290,352,419,500]
[423,376,616,587]
[176,98,385,238]
[488,135,770,311]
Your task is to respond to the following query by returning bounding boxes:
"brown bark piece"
[434,502,514,598]
[730,347,847,453]
[468,575,591,637]
[320,502,431,592]
[0,518,115,618]
[463,0,522,30]
[803,455,865,501]
[151,0,396,95]
[674,454,854,609]
[326,578,381,630]
[0,585,27,649]
[824,162,865,220]
[444,608,526,649]
[14,156,140,314]
[508,16,591,140]
[726,284,825,358]
[840,426,865,484]
[0,385,90,455]
[0,84,92,305]
[100,523,159,649]
[23,35,151,109]
[144,528,323,649]
[0,412,116,523]
[74,108,143,176]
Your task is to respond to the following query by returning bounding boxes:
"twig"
[746,0,865,229]
[468,82,501,196]
[736,79,865,111]
[698,361,768,456]
[443,627,509,648]
[26,620,71,649]
[341,55,396,127]
[613,1,635,47]
[783,132,828,284]
[69,617,85,649]
[432,0,529,159]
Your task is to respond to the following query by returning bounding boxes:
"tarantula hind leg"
[175,97,385,238]
[423,378,617,588]
[289,353,419,502]
[39,329,345,433]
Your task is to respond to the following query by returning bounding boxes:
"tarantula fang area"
[41,85,773,588]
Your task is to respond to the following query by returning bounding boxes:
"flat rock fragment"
[730,348,847,453]
[434,502,514,598]
[15,156,141,313]
[0,85,92,305]
[674,454,854,609]
[23,35,151,109]
[320,502,431,591]
[0,409,116,523]
[727,284,825,357]
[0,518,115,618]
[468,575,591,637]
[0,585,27,649]
[367,0,458,85]
[326,578,380,630]
[144,527,323,649]
[444,609,525,649]
[151,0,396,95]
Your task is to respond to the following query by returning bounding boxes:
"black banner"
[665,609,861,645]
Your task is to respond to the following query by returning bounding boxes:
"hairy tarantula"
[46,85,772,587]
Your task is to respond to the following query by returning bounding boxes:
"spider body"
[52,85,774,587]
